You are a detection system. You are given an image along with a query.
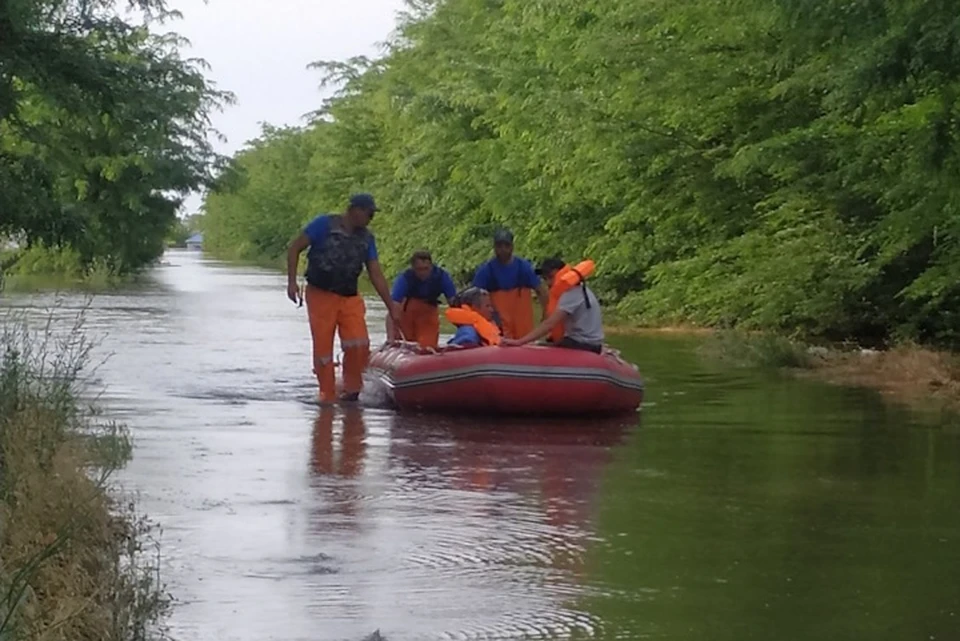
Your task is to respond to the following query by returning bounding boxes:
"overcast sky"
[161,0,409,215]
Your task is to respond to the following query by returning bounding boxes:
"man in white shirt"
[499,258,604,353]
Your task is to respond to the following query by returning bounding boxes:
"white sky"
[160,0,409,215]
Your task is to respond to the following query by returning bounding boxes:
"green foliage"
[0,244,122,291]
[202,125,319,265]
[0,0,229,278]
[202,0,960,347]
[700,330,813,369]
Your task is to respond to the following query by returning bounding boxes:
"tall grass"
[0,306,170,640]
[0,245,123,292]
[700,329,814,369]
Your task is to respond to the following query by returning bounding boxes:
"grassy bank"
[0,246,131,293]
[801,346,960,416]
[700,330,960,418]
[0,310,169,640]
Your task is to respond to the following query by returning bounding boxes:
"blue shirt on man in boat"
[390,265,457,304]
[447,325,482,347]
[471,257,540,292]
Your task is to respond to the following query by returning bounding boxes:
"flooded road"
[3,249,960,640]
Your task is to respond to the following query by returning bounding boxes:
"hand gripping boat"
[366,341,644,416]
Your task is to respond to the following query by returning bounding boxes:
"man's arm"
[286,234,311,303]
[535,281,549,318]
[502,308,567,346]
[367,260,402,323]
[471,262,488,289]
[386,315,398,341]
[386,275,406,341]
[523,260,549,318]
[441,270,458,305]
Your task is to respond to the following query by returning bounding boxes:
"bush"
[1,245,122,291]
[701,330,813,370]
[0,307,170,640]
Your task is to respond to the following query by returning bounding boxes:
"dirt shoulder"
[800,345,960,414]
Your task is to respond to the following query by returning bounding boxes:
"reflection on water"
[3,249,960,641]
[301,408,632,640]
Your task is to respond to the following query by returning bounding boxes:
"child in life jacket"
[445,287,502,347]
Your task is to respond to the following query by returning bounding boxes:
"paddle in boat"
[366,340,644,416]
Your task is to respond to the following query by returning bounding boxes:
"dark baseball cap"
[348,193,378,212]
[493,228,514,244]
[535,257,566,276]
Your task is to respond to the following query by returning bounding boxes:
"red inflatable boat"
[366,342,644,416]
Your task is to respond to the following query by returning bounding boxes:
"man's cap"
[493,228,514,244]
[348,193,378,212]
[535,257,566,276]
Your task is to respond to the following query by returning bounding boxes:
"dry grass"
[0,308,170,641]
[604,323,716,337]
[699,329,813,369]
[803,344,960,412]
[695,329,960,416]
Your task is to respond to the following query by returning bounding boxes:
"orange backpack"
[545,260,595,343]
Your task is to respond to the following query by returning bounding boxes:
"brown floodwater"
[3,249,959,641]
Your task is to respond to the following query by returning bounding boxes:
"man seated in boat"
[387,250,458,348]
[445,286,501,347]
[471,229,548,340]
[500,258,604,353]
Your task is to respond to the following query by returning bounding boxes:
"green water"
[588,335,960,640]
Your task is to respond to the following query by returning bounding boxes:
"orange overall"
[399,298,441,348]
[311,407,366,478]
[490,289,535,340]
[305,286,369,403]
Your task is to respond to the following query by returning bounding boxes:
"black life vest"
[402,266,445,308]
[304,215,374,297]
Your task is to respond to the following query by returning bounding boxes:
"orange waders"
[490,288,535,340]
[311,408,366,478]
[305,285,369,403]
[399,298,441,348]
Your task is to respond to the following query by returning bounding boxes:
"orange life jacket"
[445,305,502,346]
[546,260,595,343]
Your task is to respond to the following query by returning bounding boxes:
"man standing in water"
[471,229,548,339]
[287,193,401,404]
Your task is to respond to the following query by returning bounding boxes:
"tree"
[199,0,960,348]
[0,0,230,273]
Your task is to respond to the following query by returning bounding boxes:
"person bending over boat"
[387,250,457,348]
[500,258,604,354]
[287,193,402,404]
[446,287,501,347]
[471,228,548,340]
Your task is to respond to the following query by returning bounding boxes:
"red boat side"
[366,342,644,416]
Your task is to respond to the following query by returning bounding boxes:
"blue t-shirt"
[472,258,540,292]
[303,215,378,262]
[391,267,457,303]
[448,325,481,347]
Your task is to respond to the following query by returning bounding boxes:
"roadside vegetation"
[201,0,960,354]
[701,330,960,417]
[0,309,170,640]
[0,0,228,287]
